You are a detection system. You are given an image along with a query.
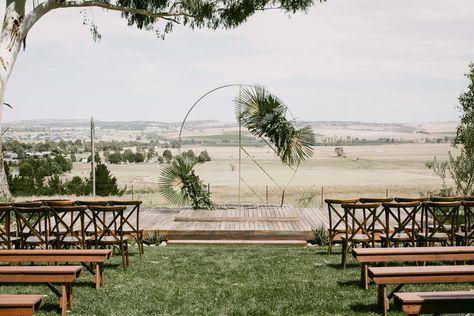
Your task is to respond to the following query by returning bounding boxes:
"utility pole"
[91,117,96,196]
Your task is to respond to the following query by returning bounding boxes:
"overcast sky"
[3,0,474,123]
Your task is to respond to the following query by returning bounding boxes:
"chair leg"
[120,242,127,270]
[341,240,348,269]
[327,238,333,255]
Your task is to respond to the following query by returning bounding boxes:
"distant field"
[60,143,455,208]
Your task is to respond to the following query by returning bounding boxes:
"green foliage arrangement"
[235,86,316,166]
[311,225,329,246]
[427,62,474,196]
[158,156,214,210]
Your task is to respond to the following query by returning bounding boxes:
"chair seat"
[341,234,370,242]
[61,236,92,244]
[118,229,144,234]
[373,225,385,232]
[427,224,452,231]
[455,231,474,239]
[4,236,21,242]
[417,232,449,240]
[97,236,129,244]
[380,233,411,241]
[25,236,57,244]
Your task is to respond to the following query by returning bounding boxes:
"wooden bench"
[0,266,81,316]
[0,249,112,288]
[368,265,474,316]
[352,246,474,289]
[394,291,474,315]
[0,294,44,316]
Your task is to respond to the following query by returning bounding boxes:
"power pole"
[91,117,96,196]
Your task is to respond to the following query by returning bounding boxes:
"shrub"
[311,225,329,246]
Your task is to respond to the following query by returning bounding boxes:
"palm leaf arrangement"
[158,156,214,210]
[235,86,316,166]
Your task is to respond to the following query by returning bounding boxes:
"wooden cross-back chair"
[49,205,90,249]
[380,201,421,247]
[324,198,359,255]
[76,200,110,237]
[418,201,461,246]
[89,205,129,270]
[0,206,20,249]
[13,206,55,249]
[108,200,144,256]
[393,197,429,236]
[341,202,381,269]
[359,198,393,234]
[455,201,474,246]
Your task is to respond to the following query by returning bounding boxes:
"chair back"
[430,196,463,202]
[422,201,461,246]
[12,201,43,208]
[394,197,429,202]
[13,206,53,249]
[460,201,474,245]
[382,201,421,247]
[359,197,393,203]
[341,203,381,247]
[49,205,88,248]
[42,200,76,207]
[89,206,127,245]
[0,206,14,249]
[108,200,142,234]
[325,198,359,233]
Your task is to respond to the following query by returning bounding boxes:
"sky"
[3,0,474,123]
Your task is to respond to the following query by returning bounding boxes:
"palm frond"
[158,156,197,207]
[235,85,315,166]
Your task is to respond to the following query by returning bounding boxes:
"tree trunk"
[0,1,26,197]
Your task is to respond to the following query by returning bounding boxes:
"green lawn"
[0,246,472,315]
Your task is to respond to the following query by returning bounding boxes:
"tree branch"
[22,0,194,40]
[57,1,195,19]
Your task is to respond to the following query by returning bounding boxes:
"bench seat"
[0,266,82,316]
[394,291,474,315]
[368,265,474,316]
[0,249,112,288]
[352,246,474,289]
[0,294,44,316]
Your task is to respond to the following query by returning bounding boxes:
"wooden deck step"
[163,230,313,241]
[167,240,308,247]
[174,216,299,222]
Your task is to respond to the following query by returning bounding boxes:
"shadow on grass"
[337,279,360,287]
[327,262,359,269]
[349,302,379,313]
[37,302,62,314]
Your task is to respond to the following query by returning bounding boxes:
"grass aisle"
[0,246,471,315]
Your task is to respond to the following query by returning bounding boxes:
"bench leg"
[360,264,368,289]
[100,263,105,287]
[61,285,67,316]
[67,284,74,309]
[95,264,100,289]
[377,285,389,316]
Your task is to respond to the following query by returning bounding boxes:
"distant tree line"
[316,136,453,146]
[6,155,122,197]
[4,140,212,165]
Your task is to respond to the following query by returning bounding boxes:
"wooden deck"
[142,206,324,231]
[140,206,327,241]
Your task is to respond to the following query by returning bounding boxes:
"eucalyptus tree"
[0,0,325,196]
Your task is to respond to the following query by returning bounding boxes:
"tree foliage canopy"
[454,62,474,151]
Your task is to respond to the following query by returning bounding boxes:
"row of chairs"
[325,196,474,268]
[0,199,143,269]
